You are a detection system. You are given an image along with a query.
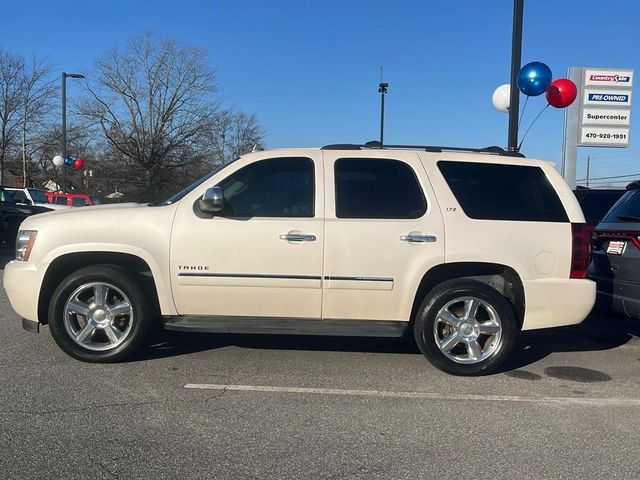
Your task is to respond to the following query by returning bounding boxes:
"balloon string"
[518,103,550,151]
[518,96,529,125]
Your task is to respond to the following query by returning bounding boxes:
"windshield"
[28,188,48,204]
[154,162,232,206]
[0,189,16,204]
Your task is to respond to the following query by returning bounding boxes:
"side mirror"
[197,186,225,214]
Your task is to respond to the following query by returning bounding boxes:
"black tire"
[414,279,518,376]
[48,265,152,363]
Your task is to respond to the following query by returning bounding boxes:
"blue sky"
[2,0,639,185]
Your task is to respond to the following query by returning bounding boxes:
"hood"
[19,202,164,230]
[20,201,179,264]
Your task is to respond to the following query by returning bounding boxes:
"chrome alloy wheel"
[63,282,134,352]
[433,296,503,364]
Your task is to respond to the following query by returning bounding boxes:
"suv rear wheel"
[414,279,517,376]
[48,265,152,362]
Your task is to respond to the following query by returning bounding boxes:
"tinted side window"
[55,196,67,205]
[217,157,314,217]
[0,190,15,203]
[335,158,427,219]
[28,188,48,203]
[438,161,568,222]
[72,197,88,207]
[602,190,640,222]
[10,191,27,202]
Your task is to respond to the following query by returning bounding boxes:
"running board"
[162,316,408,337]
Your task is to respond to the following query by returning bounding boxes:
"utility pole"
[586,155,591,188]
[508,0,524,151]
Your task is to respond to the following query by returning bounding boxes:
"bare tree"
[20,56,56,187]
[79,32,222,200]
[212,110,265,165]
[24,122,92,191]
[0,48,25,184]
[229,111,265,159]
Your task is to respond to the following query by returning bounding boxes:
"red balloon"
[546,78,577,108]
[73,158,85,169]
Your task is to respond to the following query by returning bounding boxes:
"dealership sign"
[583,91,631,107]
[584,70,633,87]
[578,68,634,147]
[562,67,634,189]
[582,108,631,126]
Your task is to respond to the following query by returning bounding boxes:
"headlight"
[15,230,37,261]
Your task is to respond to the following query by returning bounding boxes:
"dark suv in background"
[589,182,640,319]
[0,187,52,248]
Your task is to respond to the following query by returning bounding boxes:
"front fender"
[42,243,176,316]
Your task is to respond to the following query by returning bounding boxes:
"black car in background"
[573,187,626,232]
[0,187,52,248]
[589,182,640,319]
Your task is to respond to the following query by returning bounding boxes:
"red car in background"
[45,192,101,207]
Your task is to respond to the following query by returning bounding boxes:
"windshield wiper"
[617,214,640,222]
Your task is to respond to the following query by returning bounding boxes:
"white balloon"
[492,84,511,112]
[53,155,64,167]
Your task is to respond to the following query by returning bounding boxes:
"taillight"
[570,223,590,279]
[596,231,640,250]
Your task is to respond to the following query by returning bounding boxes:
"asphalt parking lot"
[1,254,640,479]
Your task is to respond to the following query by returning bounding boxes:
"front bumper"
[521,278,596,330]
[3,260,45,323]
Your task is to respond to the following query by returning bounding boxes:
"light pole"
[507,0,524,151]
[378,82,388,145]
[61,72,84,192]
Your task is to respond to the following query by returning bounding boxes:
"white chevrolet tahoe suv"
[3,143,596,375]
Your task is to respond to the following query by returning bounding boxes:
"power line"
[590,163,640,169]
[587,180,633,184]
[576,172,640,182]
[581,149,640,161]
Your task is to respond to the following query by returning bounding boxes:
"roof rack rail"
[321,143,525,158]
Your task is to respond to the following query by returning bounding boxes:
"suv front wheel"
[48,265,152,362]
[414,279,517,376]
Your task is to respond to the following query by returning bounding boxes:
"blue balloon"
[65,156,74,166]
[517,62,552,97]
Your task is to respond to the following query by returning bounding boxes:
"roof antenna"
[378,66,388,146]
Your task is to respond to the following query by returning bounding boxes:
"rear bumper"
[521,278,596,330]
[3,260,45,322]
[591,274,640,319]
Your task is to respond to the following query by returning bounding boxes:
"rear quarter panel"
[419,153,592,330]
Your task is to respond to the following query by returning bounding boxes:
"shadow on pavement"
[501,312,640,372]
[142,332,420,361]
[141,312,640,372]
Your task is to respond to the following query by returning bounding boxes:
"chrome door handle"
[400,233,437,243]
[280,233,317,242]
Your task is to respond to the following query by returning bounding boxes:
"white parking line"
[184,383,640,407]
